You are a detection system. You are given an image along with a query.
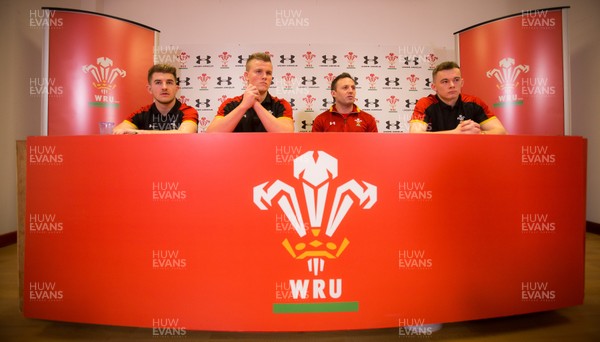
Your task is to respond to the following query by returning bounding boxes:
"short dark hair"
[147,64,177,83]
[331,72,355,91]
[432,61,460,80]
[246,52,272,70]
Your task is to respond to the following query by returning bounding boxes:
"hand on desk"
[455,120,482,135]
[112,128,138,135]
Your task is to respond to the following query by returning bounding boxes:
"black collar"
[151,99,181,115]
[436,94,462,110]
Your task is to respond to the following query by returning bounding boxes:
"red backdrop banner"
[24,134,586,332]
[456,8,567,135]
[45,9,156,135]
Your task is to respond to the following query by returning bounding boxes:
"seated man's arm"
[409,99,434,133]
[311,114,327,132]
[367,116,378,132]
[136,120,198,134]
[113,120,198,134]
[206,92,255,132]
[410,119,484,134]
[409,120,428,133]
[254,101,294,132]
[112,120,138,135]
[206,105,248,132]
[480,117,507,135]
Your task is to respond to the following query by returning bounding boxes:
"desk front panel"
[24,134,586,331]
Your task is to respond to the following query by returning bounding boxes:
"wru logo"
[253,151,377,276]
[82,57,126,94]
[486,57,530,91]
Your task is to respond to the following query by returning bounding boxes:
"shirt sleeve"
[277,99,293,119]
[216,96,240,117]
[127,105,151,128]
[368,115,378,132]
[410,98,429,123]
[312,114,324,132]
[181,105,199,124]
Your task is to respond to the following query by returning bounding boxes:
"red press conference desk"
[23,133,586,332]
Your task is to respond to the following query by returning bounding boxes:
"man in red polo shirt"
[312,72,378,132]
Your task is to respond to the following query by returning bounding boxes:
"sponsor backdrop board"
[44,8,157,135]
[155,44,453,133]
[43,6,568,136]
[42,8,453,135]
[24,134,586,331]
[455,7,569,135]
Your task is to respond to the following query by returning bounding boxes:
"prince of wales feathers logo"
[82,57,126,107]
[486,57,529,107]
[253,151,377,277]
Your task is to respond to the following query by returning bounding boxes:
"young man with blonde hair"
[206,52,293,132]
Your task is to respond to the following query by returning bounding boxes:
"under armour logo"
[289,98,296,107]
[363,56,379,65]
[404,56,419,66]
[176,77,191,86]
[322,55,338,64]
[322,98,334,108]
[196,55,211,65]
[301,120,312,130]
[280,55,296,64]
[384,77,400,86]
[386,121,401,129]
[216,77,232,86]
[425,78,432,87]
[301,76,317,86]
[238,54,249,65]
[405,99,417,108]
[364,99,380,108]
[195,99,211,108]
